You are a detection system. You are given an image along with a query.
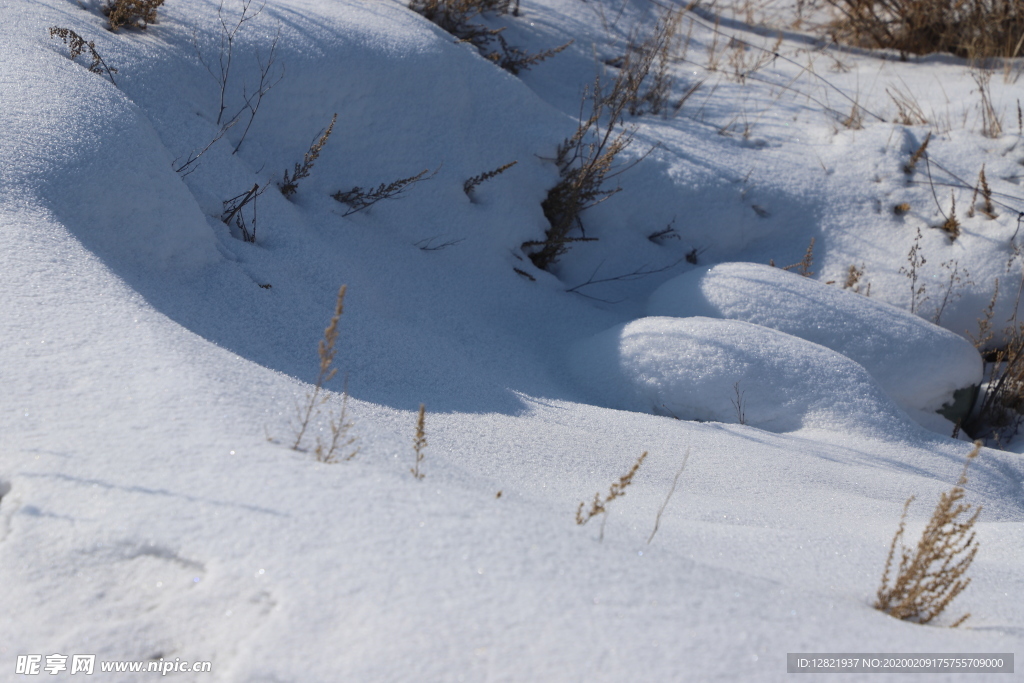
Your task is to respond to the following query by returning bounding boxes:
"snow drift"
[569,315,918,436]
[647,262,982,419]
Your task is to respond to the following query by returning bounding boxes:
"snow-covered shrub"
[875,441,982,627]
[825,0,1024,59]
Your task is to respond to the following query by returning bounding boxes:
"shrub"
[105,0,165,31]
[221,182,265,243]
[875,441,982,626]
[409,0,570,74]
[824,0,1024,59]
[965,277,1024,445]
[521,7,685,270]
[522,75,640,270]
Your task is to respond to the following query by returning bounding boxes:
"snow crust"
[648,262,983,416]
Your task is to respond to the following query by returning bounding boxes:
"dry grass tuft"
[333,168,436,216]
[936,192,961,241]
[315,379,360,464]
[875,441,982,626]
[293,286,346,448]
[824,0,1024,59]
[464,160,517,199]
[780,237,816,277]
[280,114,336,199]
[49,27,118,85]
[903,132,930,175]
[973,70,1003,139]
[576,451,647,541]
[411,404,427,480]
[105,0,165,31]
[967,165,996,219]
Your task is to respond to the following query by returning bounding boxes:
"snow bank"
[569,316,916,436]
[647,263,982,417]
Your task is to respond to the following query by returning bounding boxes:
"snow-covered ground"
[2,0,1023,679]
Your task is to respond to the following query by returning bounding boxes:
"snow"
[569,315,919,436]
[2,0,1023,679]
[647,262,983,423]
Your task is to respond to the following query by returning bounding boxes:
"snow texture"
[2,0,1023,679]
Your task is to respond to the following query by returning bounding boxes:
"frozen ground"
[1,0,1023,680]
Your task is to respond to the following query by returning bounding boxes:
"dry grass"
[49,27,118,85]
[973,70,1003,139]
[903,132,930,175]
[464,160,517,199]
[967,165,997,219]
[280,114,336,199]
[293,286,346,448]
[333,169,435,216]
[824,0,1024,59]
[105,0,165,31]
[576,451,647,541]
[936,192,961,241]
[411,404,427,480]
[966,273,1024,444]
[875,441,982,626]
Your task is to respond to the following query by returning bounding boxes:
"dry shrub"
[221,182,265,243]
[966,275,1024,444]
[520,6,693,270]
[105,0,165,31]
[875,441,982,627]
[824,0,1024,59]
[614,7,686,115]
[409,0,570,74]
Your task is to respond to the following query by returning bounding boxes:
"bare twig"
[647,447,690,544]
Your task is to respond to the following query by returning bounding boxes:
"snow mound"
[647,262,982,417]
[569,316,917,436]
